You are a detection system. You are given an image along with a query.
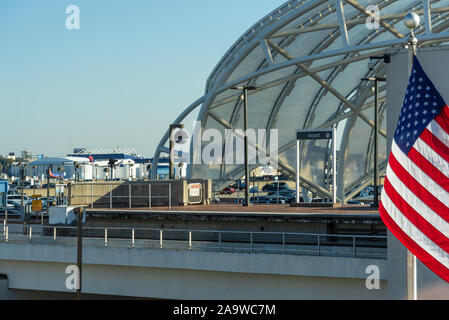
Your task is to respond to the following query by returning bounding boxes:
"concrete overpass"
[0,223,388,300]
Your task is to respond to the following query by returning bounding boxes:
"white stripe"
[428,119,449,148]
[381,190,449,269]
[413,138,449,179]
[392,141,449,209]
[386,164,449,238]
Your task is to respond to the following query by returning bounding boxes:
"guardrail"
[1,223,387,259]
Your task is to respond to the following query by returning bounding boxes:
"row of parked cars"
[219,182,340,204]
[3,189,57,213]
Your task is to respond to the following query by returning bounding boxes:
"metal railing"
[69,182,172,210]
[1,223,387,259]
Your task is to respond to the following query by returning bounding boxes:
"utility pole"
[231,85,260,206]
[76,207,83,300]
[46,166,50,217]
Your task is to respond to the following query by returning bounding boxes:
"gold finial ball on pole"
[404,12,420,30]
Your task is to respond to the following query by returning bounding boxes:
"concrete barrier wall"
[0,242,388,299]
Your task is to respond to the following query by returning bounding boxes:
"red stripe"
[408,146,449,195]
[389,153,449,222]
[383,178,449,253]
[379,201,449,283]
[434,105,449,136]
[420,129,449,164]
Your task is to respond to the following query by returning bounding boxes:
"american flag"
[380,56,449,283]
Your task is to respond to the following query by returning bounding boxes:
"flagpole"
[404,12,420,301]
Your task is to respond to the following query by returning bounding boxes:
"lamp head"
[404,12,420,29]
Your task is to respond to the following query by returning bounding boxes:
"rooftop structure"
[152,0,449,203]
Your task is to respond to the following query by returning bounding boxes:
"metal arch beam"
[205,0,328,91]
[209,33,449,102]
[295,62,387,138]
[260,39,275,66]
[151,95,205,179]
[209,49,388,111]
[269,7,449,39]
[335,0,350,47]
[423,0,433,35]
[336,81,375,201]
[345,0,405,39]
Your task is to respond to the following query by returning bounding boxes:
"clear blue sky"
[0,0,286,158]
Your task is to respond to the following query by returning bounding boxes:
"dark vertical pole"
[169,126,174,180]
[243,88,250,207]
[20,166,24,208]
[373,79,379,207]
[76,207,83,300]
[47,167,50,217]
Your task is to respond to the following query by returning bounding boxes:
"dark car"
[249,196,270,204]
[263,185,292,193]
[220,187,235,195]
[262,182,289,192]
[230,181,245,190]
[41,183,56,189]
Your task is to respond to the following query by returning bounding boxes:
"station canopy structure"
[152,0,449,203]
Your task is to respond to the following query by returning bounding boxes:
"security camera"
[368,60,376,71]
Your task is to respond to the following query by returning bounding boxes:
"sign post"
[296,129,337,204]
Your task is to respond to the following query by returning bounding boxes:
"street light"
[169,124,184,180]
[362,55,389,207]
[231,85,260,206]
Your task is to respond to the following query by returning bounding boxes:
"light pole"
[362,55,389,207]
[169,124,184,180]
[231,85,260,206]
[18,163,27,212]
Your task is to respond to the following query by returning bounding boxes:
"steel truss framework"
[152,0,449,202]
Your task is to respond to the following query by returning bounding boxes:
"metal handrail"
[1,223,387,259]
[2,223,386,240]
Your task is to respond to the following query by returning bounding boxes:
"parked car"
[230,181,245,190]
[347,199,365,205]
[262,182,289,192]
[267,190,295,199]
[220,187,235,195]
[266,195,292,204]
[311,198,332,203]
[41,183,56,189]
[250,196,270,204]
[7,194,32,207]
[39,196,57,209]
[249,186,258,193]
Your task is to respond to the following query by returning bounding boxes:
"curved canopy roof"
[153,0,449,202]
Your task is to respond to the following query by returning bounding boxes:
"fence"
[1,223,387,259]
[68,182,173,210]
[67,180,213,209]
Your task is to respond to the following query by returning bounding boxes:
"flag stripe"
[408,146,449,195]
[420,128,449,164]
[381,191,449,268]
[413,138,449,179]
[392,141,449,206]
[383,178,449,255]
[385,165,449,237]
[388,152,449,222]
[434,106,449,136]
[379,200,449,283]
